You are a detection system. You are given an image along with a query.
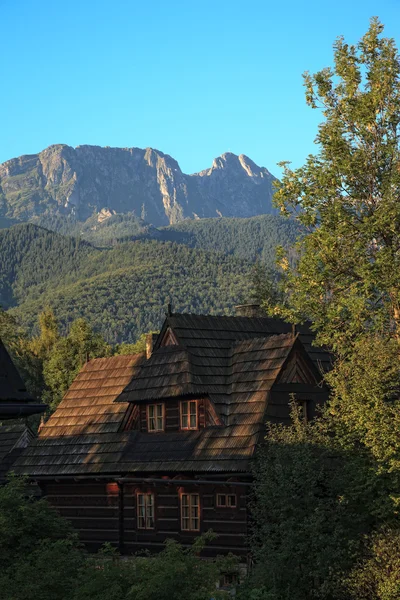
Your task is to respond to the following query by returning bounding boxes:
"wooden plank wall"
[42,482,119,552]
[123,482,248,557]
[268,383,330,424]
[41,480,248,557]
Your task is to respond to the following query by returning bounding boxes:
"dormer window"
[180,400,197,430]
[147,404,164,432]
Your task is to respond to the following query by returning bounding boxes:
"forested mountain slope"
[0,224,95,308]
[160,215,301,264]
[0,224,253,343]
[57,213,301,265]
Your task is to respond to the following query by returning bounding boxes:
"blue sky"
[1,0,399,176]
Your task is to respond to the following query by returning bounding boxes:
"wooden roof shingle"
[0,424,34,482]
[0,337,47,418]
[14,313,329,478]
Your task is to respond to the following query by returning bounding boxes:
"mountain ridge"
[0,144,277,227]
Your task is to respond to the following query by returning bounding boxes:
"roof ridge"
[233,332,296,348]
[85,352,146,365]
[169,312,273,320]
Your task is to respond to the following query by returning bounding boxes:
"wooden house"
[0,424,35,483]
[14,310,330,558]
[0,337,46,420]
[0,337,46,480]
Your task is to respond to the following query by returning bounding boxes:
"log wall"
[41,478,249,557]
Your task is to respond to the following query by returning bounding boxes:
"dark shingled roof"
[14,332,325,477]
[0,337,47,419]
[14,354,146,477]
[155,313,332,374]
[0,424,34,482]
[0,338,32,402]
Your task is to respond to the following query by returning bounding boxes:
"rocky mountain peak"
[0,145,277,227]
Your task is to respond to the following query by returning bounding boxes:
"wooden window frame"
[137,492,155,530]
[216,493,237,508]
[146,403,165,432]
[296,399,308,423]
[222,573,239,588]
[180,492,200,531]
[180,400,198,430]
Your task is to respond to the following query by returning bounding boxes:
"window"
[180,401,197,430]
[216,493,237,508]
[297,399,308,423]
[222,573,239,588]
[147,404,164,432]
[181,493,200,531]
[137,493,155,529]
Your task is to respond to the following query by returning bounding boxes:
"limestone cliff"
[0,145,277,227]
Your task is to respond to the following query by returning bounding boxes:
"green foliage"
[325,335,400,473]
[75,534,232,600]
[250,262,284,310]
[43,318,112,410]
[34,211,153,247]
[253,18,400,600]
[114,331,158,355]
[0,223,93,310]
[245,404,397,600]
[0,306,157,412]
[271,17,400,472]
[0,308,44,400]
[0,215,301,344]
[0,478,232,600]
[0,476,85,600]
[347,528,400,600]
[274,17,400,352]
[76,212,154,246]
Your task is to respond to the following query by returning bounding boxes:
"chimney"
[234,304,266,318]
[146,333,158,359]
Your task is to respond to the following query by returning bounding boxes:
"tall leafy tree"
[43,318,111,410]
[273,17,400,469]
[29,309,60,359]
[248,18,400,600]
[275,17,400,346]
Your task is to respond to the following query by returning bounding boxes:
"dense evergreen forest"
[33,210,301,262]
[0,216,299,343]
[161,214,301,264]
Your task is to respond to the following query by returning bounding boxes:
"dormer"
[123,395,223,433]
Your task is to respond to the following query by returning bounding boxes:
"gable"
[160,328,178,347]
[276,347,318,385]
[0,425,34,482]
